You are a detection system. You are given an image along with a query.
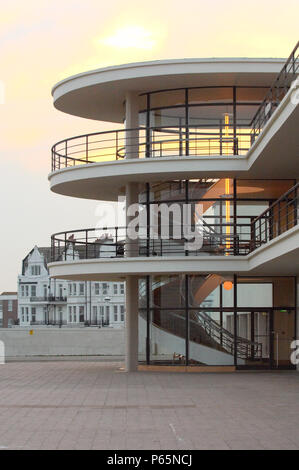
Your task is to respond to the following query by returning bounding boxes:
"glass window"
[151,275,185,309]
[149,89,185,110]
[31,285,36,298]
[113,284,118,295]
[79,306,84,322]
[120,284,125,295]
[31,307,36,323]
[189,87,233,105]
[189,308,234,366]
[21,285,25,297]
[68,284,72,296]
[236,87,268,102]
[8,300,13,311]
[73,284,77,295]
[25,285,29,297]
[105,306,110,323]
[79,283,84,296]
[236,180,294,200]
[31,265,41,276]
[120,305,125,322]
[95,283,100,295]
[92,306,97,321]
[103,283,109,295]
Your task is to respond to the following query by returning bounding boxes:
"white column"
[125,91,139,159]
[125,275,139,372]
[125,182,139,372]
[124,93,140,371]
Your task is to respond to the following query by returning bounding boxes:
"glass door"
[271,309,296,369]
[237,309,271,368]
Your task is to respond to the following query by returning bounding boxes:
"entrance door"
[237,309,271,368]
[271,309,295,368]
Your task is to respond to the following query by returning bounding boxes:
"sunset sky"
[0,0,298,291]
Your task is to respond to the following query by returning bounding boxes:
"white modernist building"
[48,45,298,371]
[18,246,125,327]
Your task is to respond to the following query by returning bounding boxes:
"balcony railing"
[251,182,298,244]
[51,183,298,262]
[251,41,299,139]
[51,43,298,172]
[51,127,252,171]
[30,296,67,303]
[51,223,261,262]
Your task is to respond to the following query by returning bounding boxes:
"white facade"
[47,52,298,371]
[18,246,125,327]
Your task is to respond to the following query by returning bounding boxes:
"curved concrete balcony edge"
[48,225,299,281]
[49,155,247,201]
[48,256,249,281]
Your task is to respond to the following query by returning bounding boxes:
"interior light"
[223,281,233,290]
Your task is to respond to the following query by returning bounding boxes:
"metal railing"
[196,310,262,359]
[51,182,298,262]
[251,41,299,139]
[51,223,260,262]
[251,182,298,249]
[51,127,252,171]
[30,296,67,302]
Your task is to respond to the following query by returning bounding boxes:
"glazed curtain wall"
[138,87,269,156]
[138,275,296,368]
[138,179,296,257]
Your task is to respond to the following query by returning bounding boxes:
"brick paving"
[0,361,299,450]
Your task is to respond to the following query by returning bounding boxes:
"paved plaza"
[0,361,299,450]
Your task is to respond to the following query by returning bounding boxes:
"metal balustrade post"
[116,131,119,160]
[85,230,88,259]
[115,227,118,257]
[185,89,189,156]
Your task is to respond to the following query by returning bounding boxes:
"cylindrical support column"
[124,93,140,371]
[125,91,139,159]
[125,275,139,372]
[126,182,140,257]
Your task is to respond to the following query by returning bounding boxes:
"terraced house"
[48,42,298,371]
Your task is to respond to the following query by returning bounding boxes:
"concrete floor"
[0,361,299,450]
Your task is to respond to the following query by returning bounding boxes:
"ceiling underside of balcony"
[52,59,285,122]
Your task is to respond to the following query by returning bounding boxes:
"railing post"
[278,201,281,236]
[65,140,68,167]
[85,230,88,259]
[115,227,118,257]
[185,89,189,156]
[116,131,119,160]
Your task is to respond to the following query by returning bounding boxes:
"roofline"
[52,57,287,96]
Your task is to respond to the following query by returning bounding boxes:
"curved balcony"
[51,126,252,172]
[51,224,261,264]
[50,183,298,275]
